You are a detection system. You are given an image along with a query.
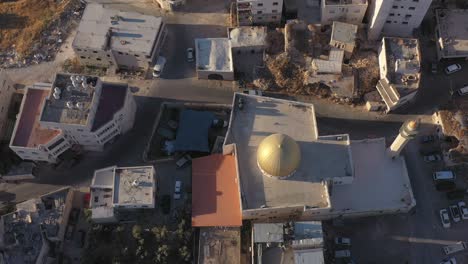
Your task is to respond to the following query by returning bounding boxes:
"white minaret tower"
[387,119,420,159]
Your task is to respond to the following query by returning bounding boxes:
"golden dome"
[257,133,301,178]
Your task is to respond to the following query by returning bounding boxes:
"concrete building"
[197,227,240,264]
[237,0,283,26]
[9,73,136,163]
[73,3,166,72]
[330,21,358,59]
[376,37,421,112]
[435,9,468,60]
[0,187,73,264]
[229,26,267,54]
[89,166,156,223]
[212,93,417,222]
[321,0,368,25]
[195,38,234,81]
[153,0,185,11]
[252,221,325,264]
[367,0,432,40]
[0,70,15,141]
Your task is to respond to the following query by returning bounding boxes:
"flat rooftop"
[325,0,367,4]
[198,227,240,264]
[73,3,163,54]
[331,21,357,45]
[11,87,61,148]
[382,37,421,96]
[225,94,353,210]
[40,73,98,126]
[195,38,233,72]
[91,82,127,132]
[436,9,468,58]
[192,154,242,227]
[229,27,267,48]
[114,166,154,206]
[330,138,415,212]
[90,166,155,208]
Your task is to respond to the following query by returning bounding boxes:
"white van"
[152,56,166,78]
[433,171,456,181]
[445,64,462,75]
[458,85,468,96]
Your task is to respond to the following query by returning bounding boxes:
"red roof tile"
[192,154,242,227]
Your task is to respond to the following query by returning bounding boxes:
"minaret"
[387,120,420,159]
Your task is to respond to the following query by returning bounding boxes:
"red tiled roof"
[12,88,60,147]
[192,154,242,227]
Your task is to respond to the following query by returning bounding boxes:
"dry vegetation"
[0,0,71,55]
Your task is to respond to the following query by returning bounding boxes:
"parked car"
[457,85,468,96]
[335,237,351,246]
[186,48,194,62]
[421,135,436,143]
[423,154,442,163]
[440,257,457,264]
[443,242,467,255]
[458,201,468,220]
[77,230,86,248]
[176,154,192,169]
[440,208,451,228]
[242,89,263,96]
[335,250,351,258]
[445,64,462,75]
[65,225,74,241]
[450,204,461,222]
[174,180,182,200]
[152,56,166,78]
[438,182,457,193]
[160,195,171,214]
[433,171,456,182]
[69,208,80,225]
[431,62,438,74]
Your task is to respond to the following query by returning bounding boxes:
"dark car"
[78,230,86,248]
[431,62,438,74]
[447,189,465,200]
[421,135,436,143]
[436,181,456,192]
[69,208,80,225]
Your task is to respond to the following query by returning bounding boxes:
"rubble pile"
[266,53,305,92]
[266,29,285,55]
[0,0,84,68]
[349,50,380,96]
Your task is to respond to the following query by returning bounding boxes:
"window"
[389,13,395,16]
[272,16,277,19]
[386,21,392,23]
[413,0,419,2]
[402,21,408,24]
[257,10,262,14]
[80,56,86,59]
[405,14,412,18]
[273,2,278,5]
[107,54,111,57]
[118,52,123,55]
[392,5,397,8]
[96,58,102,61]
[329,10,335,14]
[77,49,82,52]
[409,6,415,10]
[272,9,277,13]
[257,3,263,6]
[1,106,3,113]
[135,54,140,57]
[93,51,98,53]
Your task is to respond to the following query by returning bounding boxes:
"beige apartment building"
[321,0,368,25]
[367,0,432,40]
[73,4,166,72]
[9,73,137,163]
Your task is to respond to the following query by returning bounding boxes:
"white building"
[237,0,283,26]
[9,73,136,163]
[73,4,167,72]
[195,38,234,81]
[367,0,432,40]
[0,71,15,141]
[330,21,358,59]
[217,93,416,222]
[321,0,368,25]
[89,166,156,223]
[376,37,421,112]
[435,9,468,60]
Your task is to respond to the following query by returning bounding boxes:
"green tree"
[153,244,169,264]
[132,225,142,240]
[151,226,168,241]
[178,245,191,262]
[83,208,92,223]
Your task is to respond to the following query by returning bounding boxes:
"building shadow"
[0,14,27,29]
